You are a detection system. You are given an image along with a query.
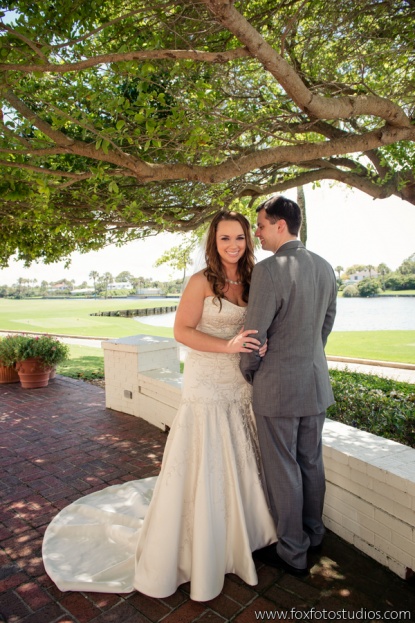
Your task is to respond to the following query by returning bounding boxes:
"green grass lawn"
[380,290,415,296]
[57,344,185,379]
[1,298,414,364]
[57,345,105,380]
[0,298,175,339]
[338,290,415,297]
[326,331,415,364]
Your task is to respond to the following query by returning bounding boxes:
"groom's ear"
[276,219,287,233]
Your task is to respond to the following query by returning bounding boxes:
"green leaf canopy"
[0,0,414,264]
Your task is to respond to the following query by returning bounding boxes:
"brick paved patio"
[1,376,414,623]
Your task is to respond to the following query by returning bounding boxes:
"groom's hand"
[258,338,268,358]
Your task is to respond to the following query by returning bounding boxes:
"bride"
[42,210,277,602]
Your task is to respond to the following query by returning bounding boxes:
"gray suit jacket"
[240,241,337,418]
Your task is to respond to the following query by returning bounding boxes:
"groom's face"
[255,209,280,253]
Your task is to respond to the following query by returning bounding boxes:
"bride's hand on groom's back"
[227,329,264,354]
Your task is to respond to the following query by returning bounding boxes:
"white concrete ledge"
[327,354,415,371]
[322,419,415,580]
[102,334,181,430]
[102,334,415,581]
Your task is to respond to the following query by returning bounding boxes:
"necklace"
[225,278,242,285]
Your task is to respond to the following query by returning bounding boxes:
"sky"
[0,182,414,286]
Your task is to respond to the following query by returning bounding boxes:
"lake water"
[136,296,415,331]
[333,297,415,331]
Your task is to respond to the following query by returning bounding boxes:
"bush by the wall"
[328,369,415,449]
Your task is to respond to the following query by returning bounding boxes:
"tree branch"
[0,23,49,62]
[237,167,402,202]
[200,0,412,128]
[1,89,155,178]
[2,89,76,147]
[280,0,308,57]
[0,47,251,73]
[0,160,87,178]
[149,124,415,183]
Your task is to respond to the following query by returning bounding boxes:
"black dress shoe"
[308,543,323,553]
[253,545,309,576]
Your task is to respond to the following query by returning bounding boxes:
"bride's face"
[216,220,246,268]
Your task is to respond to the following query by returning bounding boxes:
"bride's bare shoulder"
[184,271,212,297]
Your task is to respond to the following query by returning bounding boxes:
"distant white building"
[47,282,71,292]
[345,269,379,283]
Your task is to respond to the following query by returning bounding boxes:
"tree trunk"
[297,186,307,247]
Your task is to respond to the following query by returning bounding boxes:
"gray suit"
[240,240,337,569]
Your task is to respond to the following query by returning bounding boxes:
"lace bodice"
[196,296,247,341]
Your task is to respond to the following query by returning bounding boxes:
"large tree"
[0,0,414,265]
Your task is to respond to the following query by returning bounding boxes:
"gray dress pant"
[255,412,326,569]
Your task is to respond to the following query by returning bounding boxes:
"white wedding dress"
[42,296,277,602]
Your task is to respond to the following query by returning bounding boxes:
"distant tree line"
[339,253,415,298]
[0,271,183,299]
[2,253,414,299]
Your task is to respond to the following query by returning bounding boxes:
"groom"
[240,195,337,576]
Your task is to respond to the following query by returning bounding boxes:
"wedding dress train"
[42,297,277,601]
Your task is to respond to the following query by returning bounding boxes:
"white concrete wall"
[322,420,415,580]
[102,335,181,430]
[102,335,415,580]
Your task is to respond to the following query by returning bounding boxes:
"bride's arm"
[173,273,261,354]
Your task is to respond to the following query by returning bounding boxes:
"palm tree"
[102,272,113,299]
[89,271,99,296]
[377,263,391,277]
[377,263,391,289]
[335,266,344,280]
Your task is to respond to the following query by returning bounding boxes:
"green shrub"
[0,334,20,367]
[402,275,415,289]
[342,285,359,297]
[328,369,415,449]
[357,278,382,297]
[384,274,405,290]
[383,273,415,291]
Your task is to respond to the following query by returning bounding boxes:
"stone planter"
[0,364,20,384]
[16,357,52,389]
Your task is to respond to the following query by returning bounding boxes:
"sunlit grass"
[57,345,105,381]
[326,331,415,364]
[379,290,415,296]
[0,298,176,338]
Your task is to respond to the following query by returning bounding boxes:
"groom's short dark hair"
[256,195,302,236]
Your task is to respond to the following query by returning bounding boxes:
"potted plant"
[14,334,70,388]
[0,334,20,384]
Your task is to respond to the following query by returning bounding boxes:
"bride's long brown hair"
[204,211,255,306]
